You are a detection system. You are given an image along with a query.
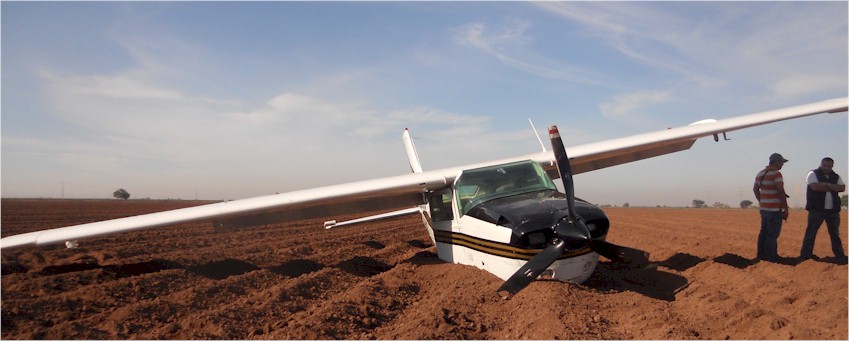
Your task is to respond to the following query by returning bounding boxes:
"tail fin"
[403,128,423,173]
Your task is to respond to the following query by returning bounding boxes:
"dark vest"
[806,168,841,211]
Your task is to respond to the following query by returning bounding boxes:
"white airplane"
[2,98,847,295]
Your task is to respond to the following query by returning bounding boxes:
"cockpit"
[454,160,557,216]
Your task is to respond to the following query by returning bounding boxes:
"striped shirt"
[755,167,785,211]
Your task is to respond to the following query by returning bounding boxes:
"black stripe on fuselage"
[433,229,593,261]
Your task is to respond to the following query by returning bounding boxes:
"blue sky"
[2,2,847,207]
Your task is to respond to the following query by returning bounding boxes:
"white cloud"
[452,21,604,85]
[453,21,532,50]
[769,74,848,100]
[40,69,184,101]
[536,2,848,100]
[388,107,489,126]
[599,90,672,122]
[25,62,551,198]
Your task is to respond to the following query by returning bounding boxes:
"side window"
[455,184,482,213]
[428,189,454,222]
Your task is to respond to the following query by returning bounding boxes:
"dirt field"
[1,199,847,339]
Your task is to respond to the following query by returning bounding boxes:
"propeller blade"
[548,125,577,220]
[554,217,650,267]
[497,238,566,295]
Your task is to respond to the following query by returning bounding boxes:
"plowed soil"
[1,199,847,339]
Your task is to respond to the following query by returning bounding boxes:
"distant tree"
[740,200,754,209]
[623,202,630,208]
[843,194,848,208]
[713,202,730,209]
[113,188,130,200]
[692,199,706,208]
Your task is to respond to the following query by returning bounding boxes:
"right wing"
[0,153,542,249]
[0,171,447,249]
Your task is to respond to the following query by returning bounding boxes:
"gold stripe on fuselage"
[433,229,593,261]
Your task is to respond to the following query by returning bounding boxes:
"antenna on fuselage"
[528,118,547,153]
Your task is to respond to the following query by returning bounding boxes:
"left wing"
[565,97,848,174]
[2,97,846,249]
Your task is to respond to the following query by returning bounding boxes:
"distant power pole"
[62,182,65,199]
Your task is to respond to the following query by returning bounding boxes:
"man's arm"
[828,182,846,193]
[809,181,845,193]
[809,182,834,192]
[776,181,788,209]
[805,171,843,192]
[753,183,761,201]
[832,176,845,192]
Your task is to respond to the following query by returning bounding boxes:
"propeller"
[497,125,649,295]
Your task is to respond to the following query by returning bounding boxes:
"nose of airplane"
[497,124,650,296]
[553,216,591,251]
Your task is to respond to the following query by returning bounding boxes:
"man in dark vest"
[800,157,847,263]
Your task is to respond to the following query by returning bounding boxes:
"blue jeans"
[800,210,845,258]
[758,210,783,260]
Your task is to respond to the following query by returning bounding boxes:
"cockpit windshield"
[454,160,557,216]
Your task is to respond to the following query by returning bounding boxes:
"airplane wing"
[2,97,846,249]
[565,97,848,174]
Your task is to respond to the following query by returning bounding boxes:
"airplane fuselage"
[417,160,610,283]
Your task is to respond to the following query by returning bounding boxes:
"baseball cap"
[769,153,789,164]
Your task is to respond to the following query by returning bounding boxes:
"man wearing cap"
[752,153,790,262]
[800,157,847,263]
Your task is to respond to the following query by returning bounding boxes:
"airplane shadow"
[268,259,325,278]
[404,250,443,266]
[28,238,439,281]
[37,257,281,281]
[713,253,758,269]
[39,259,181,279]
[1,262,29,275]
[335,256,392,277]
[584,262,689,302]
[407,239,433,249]
[584,252,707,302]
[710,253,837,267]
[363,240,386,249]
[583,250,840,301]
[187,258,260,280]
[658,253,704,271]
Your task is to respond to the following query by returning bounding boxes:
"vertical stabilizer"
[403,128,423,173]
